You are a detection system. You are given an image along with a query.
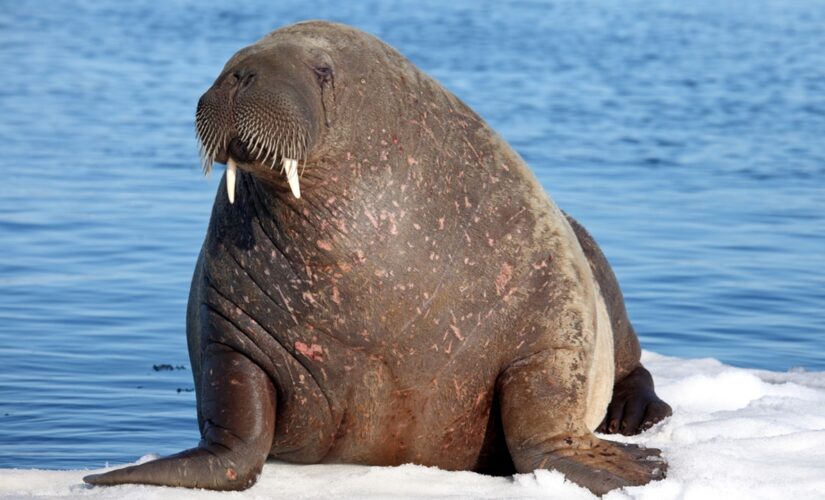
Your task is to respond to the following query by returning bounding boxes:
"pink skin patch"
[495,262,513,296]
[364,208,379,228]
[450,324,464,341]
[295,341,324,361]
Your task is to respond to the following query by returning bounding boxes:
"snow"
[2,352,824,499]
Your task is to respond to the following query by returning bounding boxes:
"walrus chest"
[200,249,504,466]
[198,163,608,466]
[265,349,498,469]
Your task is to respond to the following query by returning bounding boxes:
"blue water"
[1,0,823,470]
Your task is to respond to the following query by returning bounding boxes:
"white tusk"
[226,158,237,204]
[283,158,301,199]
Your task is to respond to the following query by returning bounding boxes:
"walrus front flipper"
[85,343,276,490]
[597,365,672,435]
[498,350,666,495]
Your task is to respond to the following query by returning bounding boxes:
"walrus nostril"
[231,69,256,90]
[241,73,255,89]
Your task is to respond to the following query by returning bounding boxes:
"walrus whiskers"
[196,114,308,202]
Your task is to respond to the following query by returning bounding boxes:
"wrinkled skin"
[85,21,671,495]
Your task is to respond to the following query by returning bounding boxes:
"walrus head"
[195,24,339,202]
[195,21,471,213]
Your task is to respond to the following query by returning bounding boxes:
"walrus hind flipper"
[597,365,673,436]
[532,435,666,495]
[84,344,276,490]
[497,349,667,495]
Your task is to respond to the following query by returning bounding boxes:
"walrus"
[84,21,672,495]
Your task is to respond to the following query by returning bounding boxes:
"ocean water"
[1,0,823,470]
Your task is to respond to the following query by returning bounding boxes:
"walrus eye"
[314,65,333,85]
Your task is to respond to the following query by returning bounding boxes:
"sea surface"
[1,0,823,470]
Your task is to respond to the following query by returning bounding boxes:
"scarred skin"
[85,21,671,495]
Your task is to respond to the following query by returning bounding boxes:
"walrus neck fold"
[218,165,354,258]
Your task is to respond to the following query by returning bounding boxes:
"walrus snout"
[196,75,316,167]
[195,52,324,201]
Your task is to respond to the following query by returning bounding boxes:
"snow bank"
[2,352,824,499]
